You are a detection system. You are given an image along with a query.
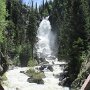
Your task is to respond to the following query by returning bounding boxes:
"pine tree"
[0,0,7,42]
[27,11,37,59]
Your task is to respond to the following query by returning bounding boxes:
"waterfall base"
[2,60,69,90]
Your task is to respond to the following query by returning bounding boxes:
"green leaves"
[27,58,38,67]
[0,0,7,42]
[48,0,90,87]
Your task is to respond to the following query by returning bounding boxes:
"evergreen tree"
[27,10,37,59]
[0,0,7,42]
[0,0,8,77]
[49,0,90,87]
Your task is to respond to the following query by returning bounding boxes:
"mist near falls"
[35,17,58,59]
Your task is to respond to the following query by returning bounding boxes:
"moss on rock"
[26,69,45,84]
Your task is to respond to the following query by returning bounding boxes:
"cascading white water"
[35,17,69,90]
[36,16,52,58]
[2,17,69,90]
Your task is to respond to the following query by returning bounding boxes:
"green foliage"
[26,69,45,79]
[1,74,7,81]
[16,45,22,54]
[49,0,90,87]
[0,74,7,84]
[71,53,90,89]
[0,0,90,88]
[27,58,38,67]
[0,0,7,42]
[39,0,53,17]
[13,55,20,66]
[19,44,32,67]
[4,0,39,67]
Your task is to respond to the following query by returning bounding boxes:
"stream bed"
[2,59,69,90]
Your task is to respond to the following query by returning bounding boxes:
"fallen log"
[81,75,90,90]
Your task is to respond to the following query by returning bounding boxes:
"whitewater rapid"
[2,61,69,90]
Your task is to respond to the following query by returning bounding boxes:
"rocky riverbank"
[2,60,69,90]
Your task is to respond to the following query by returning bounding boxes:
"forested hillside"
[0,0,90,89]
[49,0,90,89]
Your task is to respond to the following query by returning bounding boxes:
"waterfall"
[36,17,52,59]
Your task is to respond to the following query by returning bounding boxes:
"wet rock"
[58,77,70,87]
[39,58,45,62]
[39,65,46,71]
[47,66,53,72]
[27,77,44,84]
[27,77,34,83]
[58,81,63,86]
[59,71,68,81]
[0,84,4,90]
[59,73,65,81]
[39,61,49,65]
[0,65,3,72]
[58,77,67,86]
[20,71,25,74]
[54,74,60,78]
[0,76,2,81]
[9,65,14,70]
[33,79,44,84]
[46,56,56,60]
[63,66,68,71]
[16,88,20,90]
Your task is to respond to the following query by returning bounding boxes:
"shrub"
[26,69,45,79]
[1,74,7,81]
[27,58,38,67]
[0,74,7,84]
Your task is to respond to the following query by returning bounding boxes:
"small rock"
[47,66,53,72]
[34,79,44,84]
[59,71,68,81]
[59,77,70,86]
[0,84,4,90]
[0,65,3,72]
[20,71,25,74]
[54,74,60,78]
[58,78,67,86]
[16,88,19,90]
[27,77,34,83]
[39,65,46,71]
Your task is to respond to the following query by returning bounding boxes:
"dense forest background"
[0,0,90,89]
